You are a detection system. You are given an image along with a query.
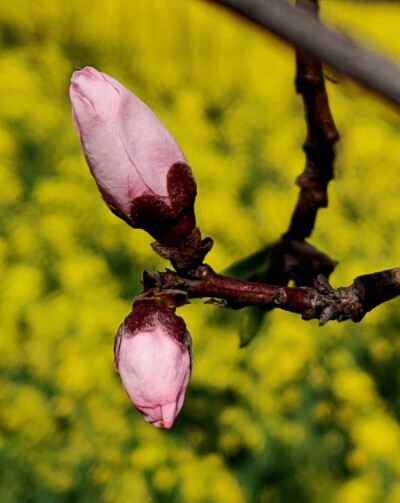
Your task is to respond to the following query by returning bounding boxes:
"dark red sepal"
[130,162,197,244]
[114,300,192,368]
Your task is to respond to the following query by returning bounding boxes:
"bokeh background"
[2,1,400,501]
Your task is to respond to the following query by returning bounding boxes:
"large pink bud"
[70,67,197,244]
[114,301,192,429]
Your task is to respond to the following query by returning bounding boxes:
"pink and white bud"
[70,66,197,244]
[114,301,192,429]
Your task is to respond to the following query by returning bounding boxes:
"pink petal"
[70,86,148,215]
[160,402,178,429]
[116,309,191,429]
[101,71,187,198]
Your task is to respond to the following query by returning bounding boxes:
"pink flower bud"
[70,67,197,244]
[114,301,192,429]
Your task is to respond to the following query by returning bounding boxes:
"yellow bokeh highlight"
[2,0,400,502]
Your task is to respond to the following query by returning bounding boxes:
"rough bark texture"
[143,266,400,325]
[286,0,339,241]
[143,0,400,326]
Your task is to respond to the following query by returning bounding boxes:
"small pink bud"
[114,301,192,429]
[70,67,197,244]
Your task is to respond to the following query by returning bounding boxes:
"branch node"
[273,287,287,305]
[296,70,322,92]
[204,298,228,308]
[151,227,213,272]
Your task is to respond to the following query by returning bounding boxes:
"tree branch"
[208,0,400,107]
[285,0,339,241]
[146,1,400,329]
[255,0,338,291]
[144,266,400,325]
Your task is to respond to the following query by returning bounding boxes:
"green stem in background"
[209,0,400,107]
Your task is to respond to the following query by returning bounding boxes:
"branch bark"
[144,266,400,325]
[260,0,338,289]
[146,1,400,329]
[208,0,400,108]
[286,0,339,241]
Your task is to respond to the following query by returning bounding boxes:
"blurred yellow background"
[2,1,400,501]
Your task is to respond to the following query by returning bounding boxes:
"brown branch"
[152,1,339,287]
[286,0,339,241]
[144,266,400,325]
[146,2,400,330]
[255,0,338,291]
[208,0,400,108]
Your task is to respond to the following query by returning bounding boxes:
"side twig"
[146,1,400,328]
[263,0,337,288]
[286,0,339,241]
[144,266,400,325]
